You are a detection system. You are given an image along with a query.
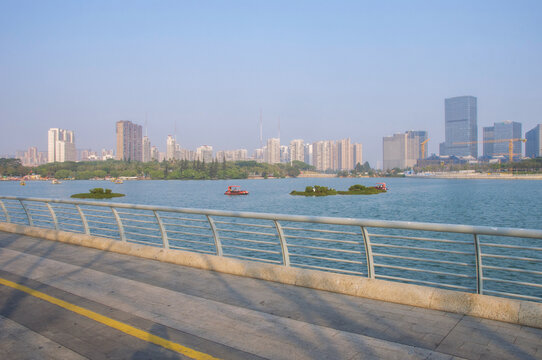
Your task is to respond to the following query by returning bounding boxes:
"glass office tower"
[442,96,477,157]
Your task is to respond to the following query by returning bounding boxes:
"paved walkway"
[0,231,541,359]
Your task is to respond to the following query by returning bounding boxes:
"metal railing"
[1,196,541,302]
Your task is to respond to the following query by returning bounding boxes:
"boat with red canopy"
[224,185,249,195]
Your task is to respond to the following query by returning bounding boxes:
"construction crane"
[454,138,526,162]
[420,138,430,159]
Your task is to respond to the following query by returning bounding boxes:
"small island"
[290,184,387,196]
[71,188,125,199]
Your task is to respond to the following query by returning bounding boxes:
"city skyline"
[1,1,541,166]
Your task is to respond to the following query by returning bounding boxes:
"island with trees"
[290,184,387,196]
[71,188,125,199]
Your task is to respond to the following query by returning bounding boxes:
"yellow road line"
[0,277,221,360]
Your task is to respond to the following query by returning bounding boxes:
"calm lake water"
[1,177,541,229]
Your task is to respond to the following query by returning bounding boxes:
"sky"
[1,0,541,167]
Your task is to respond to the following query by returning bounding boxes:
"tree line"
[0,158,314,180]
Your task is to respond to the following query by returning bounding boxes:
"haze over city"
[1,1,541,166]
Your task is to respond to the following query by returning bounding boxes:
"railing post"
[274,220,290,266]
[206,215,223,256]
[111,207,126,242]
[474,234,483,294]
[46,203,59,230]
[0,200,11,223]
[361,226,375,279]
[76,205,90,235]
[153,211,169,250]
[19,200,33,227]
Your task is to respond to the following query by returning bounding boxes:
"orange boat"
[375,183,388,191]
[225,185,249,195]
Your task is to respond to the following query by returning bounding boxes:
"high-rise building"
[166,135,176,160]
[116,121,142,161]
[482,126,495,158]
[216,149,248,162]
[265,138,281,164]
[483,121,522,159]
[304,144,313,165]
[142,136,152,162]
[383,131,426,170]
[353,143,363,167]
[151,146,160,161]
[312,140,334,171]
[337,138,352,171]
[441,96,477,158]
[48,128,76,163]
[289,139,304,163]
[526,124,542,158]
[196,145,213,163]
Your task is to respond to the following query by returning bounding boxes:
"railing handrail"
[1,196,541,239]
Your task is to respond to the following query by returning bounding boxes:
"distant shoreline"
[408,173,542,180]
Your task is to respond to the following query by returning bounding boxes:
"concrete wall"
[1,222,541,329]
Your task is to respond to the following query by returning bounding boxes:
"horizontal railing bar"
[226,254,282,264]
[372,253,474,267]
[367,233,473,245]
[84,213,114,220]
[56,216,84,222]
[164,229,213,238]
[216,228,276,237]
[219,236,277,246]
[169,245,215,254]
[221,244,280,255]
[282,226,360,236]
[119,217,157,225]
[122,223,159,232]
[4,196,541,239]
[7,215,27,220]
[167,237,214,246]
[163,222,209,230]
[24,204,48,208]
[483,277,542,288]
[124,231,162,239]
[59,223,83,228]
[86,219,117,226]
[126,238,161,247]
[25,208,49,214]
[290,262,365,275]
[376,275,475,291]
[78,208,112,214]
[483,265,542,276]
[482,254,542,262]
[288,243,362,255]
[284,234,359,245]
[54,210,79,216]
[372,243,474,255]
[116,211,155,218]
[289,253,364,265]
[482,290,542,301]
[159,215,207,222]
[214,220,274,229]
[50,205,77,210]
[374,264,474,278]
[30,213,52,219]
[481,243,542,251]
[88,226,119,233]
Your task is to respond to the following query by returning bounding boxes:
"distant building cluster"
[11,98,542,169]
[383,95,542,170]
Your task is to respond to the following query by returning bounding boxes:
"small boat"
[51,179,61,184]
[224,185,248,195]
[374,183,388,191]
[114,179,124,184]
[20,180,26,186]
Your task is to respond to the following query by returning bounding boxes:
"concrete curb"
[1,222,541,329]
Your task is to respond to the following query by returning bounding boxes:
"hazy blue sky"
[1,0,541,166]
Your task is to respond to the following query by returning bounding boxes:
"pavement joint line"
[0,276,221,360]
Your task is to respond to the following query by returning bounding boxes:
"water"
[2,177,541,229]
